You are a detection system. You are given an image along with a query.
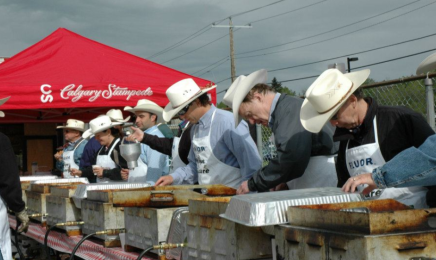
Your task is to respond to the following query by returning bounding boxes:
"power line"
[216,47,436,94]
[192,56,229,75]
[148,0,286,60]
[198,58,230,77]
[269,32,436,72]
[236,0,436,60]
[182,1,328,73]
[236,0,421,57]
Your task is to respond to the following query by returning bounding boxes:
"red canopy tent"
[0,28,215,123]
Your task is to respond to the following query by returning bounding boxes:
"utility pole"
[212,18,252,82]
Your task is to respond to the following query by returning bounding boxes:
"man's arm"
[141,133,173,156]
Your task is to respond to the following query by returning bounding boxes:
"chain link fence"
[258,74,436,166]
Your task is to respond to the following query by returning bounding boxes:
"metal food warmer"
[20,176,58,204]
[25,178,89,223]
[274,199,436,260]
[185,197,272,260]
[81,184,235,249]
[72,182,153,247]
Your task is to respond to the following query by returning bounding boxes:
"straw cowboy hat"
[82,115,123,139]
[229,69,268,126]
[124,99,165,124]
[57,119,86,132]
[300,68,370,133]
[416,52,436,75]
[0,96,11,117]
[163,78,216,122]
[106,109,130,123]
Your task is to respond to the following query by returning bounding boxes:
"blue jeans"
[372,134,436,188]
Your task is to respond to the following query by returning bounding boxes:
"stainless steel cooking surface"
[46,186,82,233]
[275,224,436,260]
[220,187,363,227]
[31,177,89,185]
[20,176,58,182]
[166,207,189,260]
[72,182,152,209]
[186,198,272,260]
[124,207,179,252]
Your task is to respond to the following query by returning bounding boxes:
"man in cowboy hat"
[54,119,88,178]
[155,78,261,189]
[342,52,436,206]
[230,70,338,194]
[0,96,30,260]
[124,99,170,182]
[301,68,434,208]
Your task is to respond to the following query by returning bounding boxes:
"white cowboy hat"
[0,96,11,117]
[57,119,86,132]
[222,75,246,108]
[229,69,268,126]
[416,52,436,75]
[300,68,370,133]
[82,115,123,139]
[163,78,216,122]
[124,99,165,124]
[106,109,130,123]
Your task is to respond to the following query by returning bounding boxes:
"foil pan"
[220,187,363,227]
[72,182,152,208]
[31,177,89,185]
[20,176,57,182]
[166,207,189,260]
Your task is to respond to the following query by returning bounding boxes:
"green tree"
[271,77,296,96]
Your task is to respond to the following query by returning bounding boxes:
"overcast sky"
[0,0,435,102]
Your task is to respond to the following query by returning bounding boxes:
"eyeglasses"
[65,129,71,133]
[331,112,339,121]
[177,102,193,116]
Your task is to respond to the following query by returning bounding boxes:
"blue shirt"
[79,137,102,168]
[171,105,261,185]
[140,125,170,182]
[268,93,281,128]
[56,138,88,171]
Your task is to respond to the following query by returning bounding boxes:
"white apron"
[127,157,148,183]
[0,197,11,260]
[193,111,241,189]
[346,117,428,208]
[62,138,86,178]
[287,155,337,189]
[96,139,120,183]
[169,122,189,174]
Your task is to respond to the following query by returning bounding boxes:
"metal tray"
[72,182,152,208]
[20,176,58,182]
[31,177,89,185]
[220,187,363,227]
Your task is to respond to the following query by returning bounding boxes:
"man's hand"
[155,176,174,186]
[121,168,129,181]
[236,181,250,195]
[16,209,29,233]
[270,183,289,192]
[342,173,377,195]
[70,168,82,177]
[125,127,145,142]
[54,152,62,161]
[93,166,104,178]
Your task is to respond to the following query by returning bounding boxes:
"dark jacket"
[248,94,337,192]
[79,137,102,168]
[0,133,25,212]
[141,123,192,165]
[334,98,435,187]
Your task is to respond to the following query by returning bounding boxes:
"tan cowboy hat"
[300,68,370,133]
[229,69,268,126]
[106,109,131,123]
[57,119,86,132]
[163,78,216,122]
[416,52,436,75]
[82,115,123,139]
[0,96,11,117]
[124,99,165,124]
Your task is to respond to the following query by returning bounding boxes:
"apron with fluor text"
[346,117,428,208]
[193,111,241,189]
[96,139,120,183]
[62,138,86,178]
